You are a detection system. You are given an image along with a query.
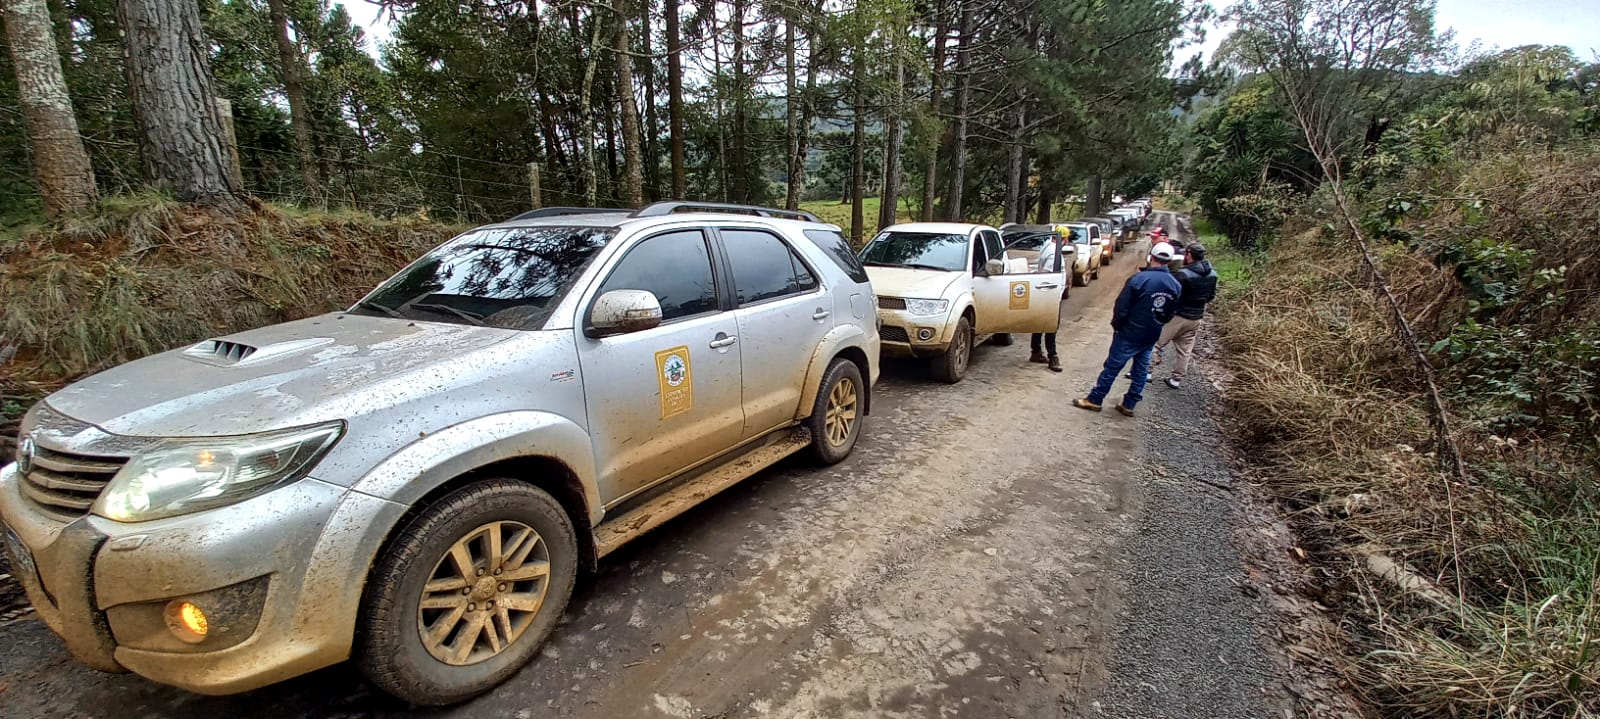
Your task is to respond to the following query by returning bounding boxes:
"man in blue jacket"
[1074,242,1182,416]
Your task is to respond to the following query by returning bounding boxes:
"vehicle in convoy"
[1111,207,1144,234]
[1000,224,1081,289]
[1060,222,1109,279]
[0,202,880,705]
[861,222,1067,383]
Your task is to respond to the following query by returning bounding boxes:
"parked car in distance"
[1060,222,1109,281]
[1000,224,1079,291]
[1,201,880,706]
[1080,216,1127,253]
[862,222,1067,383]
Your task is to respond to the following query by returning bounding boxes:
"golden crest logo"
[655,345,694,419]
[1009,281,1030,309]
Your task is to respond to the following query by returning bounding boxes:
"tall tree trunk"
[1035,171,1053,224]
[3,0,98,216]
[793,3,820,208]
[665,0,685,197]
[1003,101,1025,224]
[729,0,747,203]
[850,47,866,243]
[639,2,659,201]
[783,13,800,210]
[117,0,241,207]
[945,2,972,221]
[921,5,948,222]
[579,11,605,206]
[265,0,319,203]
[1084,174,1102,216]
[616,0,643,207]
[878,54,903,230]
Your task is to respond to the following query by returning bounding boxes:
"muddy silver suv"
[0,202,879,704]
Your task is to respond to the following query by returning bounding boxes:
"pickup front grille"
[19,446,125,521]
[880,325,910,343]
[878,297,907,310]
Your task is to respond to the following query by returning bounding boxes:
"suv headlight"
[94,421,344,523]
[904,298,950,316]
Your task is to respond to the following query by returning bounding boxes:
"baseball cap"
[1150,242,1175,261]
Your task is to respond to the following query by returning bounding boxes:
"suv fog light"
[917,328,935,341]
[165,600,209,643]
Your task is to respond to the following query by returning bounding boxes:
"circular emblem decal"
[1012,284,1027,297]
[662,353,688,387]
[1153,296,1168,309]
[16,435,34,475]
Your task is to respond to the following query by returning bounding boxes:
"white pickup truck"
[860,222,1067,383]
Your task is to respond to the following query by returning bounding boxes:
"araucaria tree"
[2,0,98,215]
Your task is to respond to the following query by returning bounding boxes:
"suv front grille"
[880,325,910,343]
[19,446,125,520]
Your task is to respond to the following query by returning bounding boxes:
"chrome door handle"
[812,309,831,320]
[1036,283,1061,290]
[709,336,738,349]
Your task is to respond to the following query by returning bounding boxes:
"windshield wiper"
[861,260,899,267]
[410,303,486,326]
[353,300,404,319]
[900,262,956,272]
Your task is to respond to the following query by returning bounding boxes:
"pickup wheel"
[806,358,865,464]
[357,480,578,706]
[1072,269,1088,287]
[930,315,972,384]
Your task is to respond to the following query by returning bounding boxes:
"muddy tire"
[806,358,865,464]
[931,316,972,384]
[1091,265,1101,280]
[990,332,1013,346]
[357,480,578,706]
[1072,269,1088,287]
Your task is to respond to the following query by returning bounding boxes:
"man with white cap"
[1073,242,1182,416]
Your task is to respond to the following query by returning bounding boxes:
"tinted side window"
[802,229,869,283]
[723,229,816,305]
[597,230,717,321]
[981,230,1005,261]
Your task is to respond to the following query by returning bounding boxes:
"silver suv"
[0,202,879,704]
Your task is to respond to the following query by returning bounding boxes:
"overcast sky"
[336,0,1599,68]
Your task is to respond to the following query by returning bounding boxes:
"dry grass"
[1214,200,1599,717]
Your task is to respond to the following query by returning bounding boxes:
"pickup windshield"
[859,231,968,272]
[352,225,617,330]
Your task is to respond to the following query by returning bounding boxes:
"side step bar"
[594,428,811,557]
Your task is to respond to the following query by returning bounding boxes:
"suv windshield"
[859,231,968,272]
[353,225,617,330]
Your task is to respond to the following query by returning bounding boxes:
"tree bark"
[579,11,605,206]
[793,2,820,208]
[665,0,685,197]
[850,46,866,244]
[921,6,948,222]
[1035,171,1053,224]
[265,0,319,203]
[783,13,800,210]
[616,0,643,207]
[1003,101,1026,224]
[3,0,98,216]
[945,1,973,221]
[729,0,748,203]
[878,54,904,231]
[639,2,659,201]
[117,0,242,207]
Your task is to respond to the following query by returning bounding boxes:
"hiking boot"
[1048,356,1062,373]
[1115,403,1136,417]
[1073,398,1102,412]
[1029,350,1048,364]
[1165,377,1182,389]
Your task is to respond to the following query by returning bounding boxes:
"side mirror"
[589,289,663,337]
[985,258,1006,276]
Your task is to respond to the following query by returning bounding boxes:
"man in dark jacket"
[1154,242,1219,389]
[1074,242,1182,416]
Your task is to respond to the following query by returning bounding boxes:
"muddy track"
[0,213,1295,718]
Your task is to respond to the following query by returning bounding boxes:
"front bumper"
[0,462,404,694]
[875,307,956,359]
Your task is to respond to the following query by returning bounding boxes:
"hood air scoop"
[182,336,335,367]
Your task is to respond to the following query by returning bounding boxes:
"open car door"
[972,237,1067,334]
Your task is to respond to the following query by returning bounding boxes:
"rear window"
[803,229,869,284]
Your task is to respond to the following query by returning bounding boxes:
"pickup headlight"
[904,298,950,316]
[94,422,344,522]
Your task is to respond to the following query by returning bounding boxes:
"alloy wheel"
[417,521,551,666]
[824,377,859,447]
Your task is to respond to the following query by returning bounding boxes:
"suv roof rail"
[631,201,821,223]
[508,207,628,221]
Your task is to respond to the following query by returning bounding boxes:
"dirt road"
[0,213,1296,718]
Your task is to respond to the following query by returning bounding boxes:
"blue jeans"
[1086,332,1154,409]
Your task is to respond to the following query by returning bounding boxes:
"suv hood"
[45,314,521,437]
[865,266,965,301]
